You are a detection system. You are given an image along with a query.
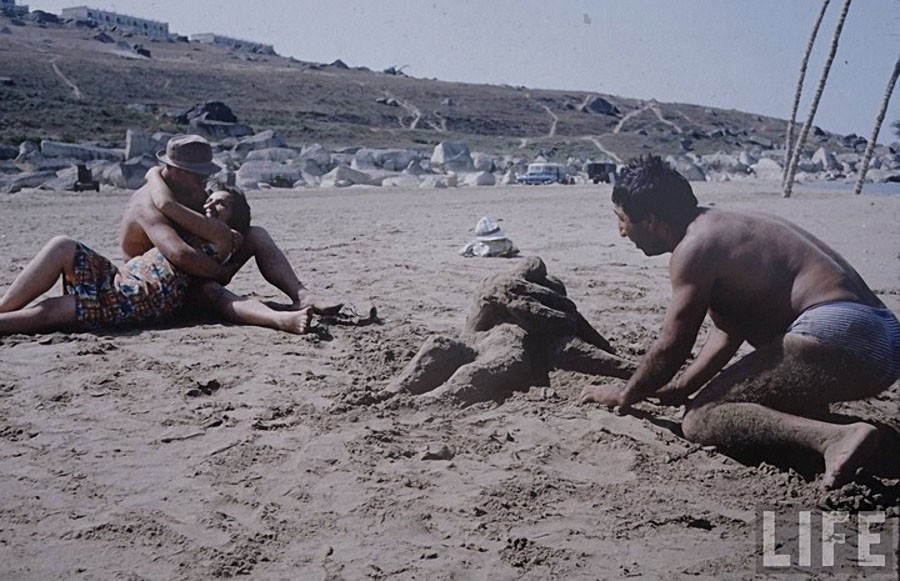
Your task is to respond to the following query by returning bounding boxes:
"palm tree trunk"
[854,56,900,195]
[783,0,831,188]
[783,0,853,198]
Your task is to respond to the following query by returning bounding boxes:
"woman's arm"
[146,167,233,251]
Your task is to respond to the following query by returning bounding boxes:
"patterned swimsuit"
[62,241,215,329]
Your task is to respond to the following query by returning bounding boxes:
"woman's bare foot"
[821,422,879,489]
[278,307,313,334]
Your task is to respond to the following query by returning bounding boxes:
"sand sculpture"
[383,256,637,402]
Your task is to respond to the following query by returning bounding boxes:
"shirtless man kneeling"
[580,155,900,489]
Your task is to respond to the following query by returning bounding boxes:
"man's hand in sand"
[579,384,632,414]
[652,383,693,407]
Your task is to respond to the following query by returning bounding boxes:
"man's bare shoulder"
[120,182,167,256]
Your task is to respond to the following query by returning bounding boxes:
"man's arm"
[138,209,235,283]
[581,240,714,411]
[654,325,742,406]
[145,167,237,258]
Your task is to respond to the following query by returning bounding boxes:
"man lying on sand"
[120,134,341,320]
[580,155,900,489]
[0,185,310,334]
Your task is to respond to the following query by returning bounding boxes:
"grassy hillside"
[0,14,857,162]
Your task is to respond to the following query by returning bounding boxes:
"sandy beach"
[1,181,898,579]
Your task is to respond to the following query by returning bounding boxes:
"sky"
[26,0,900,140]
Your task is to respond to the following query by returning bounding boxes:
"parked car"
[585,161,617,184]
[517,162,571,185]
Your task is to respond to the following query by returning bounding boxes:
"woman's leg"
[199,281,312,334]
[0,236,81,334]
[0,294,78,334]
[0,235,79,312]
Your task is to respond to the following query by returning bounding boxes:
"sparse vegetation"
[0,14,869,160]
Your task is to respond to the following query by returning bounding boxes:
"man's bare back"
[678,208,883,347]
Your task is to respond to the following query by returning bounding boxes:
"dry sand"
[0,182,898,579]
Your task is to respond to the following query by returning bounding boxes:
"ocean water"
[794,181,900,196]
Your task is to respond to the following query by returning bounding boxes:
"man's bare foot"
[278,307,313,334]
[821,422,879,489]
[292,292,342,316]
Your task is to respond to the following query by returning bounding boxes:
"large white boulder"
[431,142,474,172]
[462,171,496,186]
[319,164,373,188]
[234,130,286,154]
[751,158,783,180]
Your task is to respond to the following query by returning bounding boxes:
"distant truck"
[517,162,571,185]
[585,161,617,184]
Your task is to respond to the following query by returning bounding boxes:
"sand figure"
[383,256,636,403]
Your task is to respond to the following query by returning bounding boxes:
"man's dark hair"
[611,155,698,228]
[215,184,252,234]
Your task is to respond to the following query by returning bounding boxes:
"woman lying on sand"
[0,185,313,335]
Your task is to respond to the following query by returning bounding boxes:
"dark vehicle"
[585,161,617,184]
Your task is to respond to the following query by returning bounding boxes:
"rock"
[431,142,474,173]
[125,129,160,160]
[699,152,747,174]
[752,158,783,180]
[176,101,238,124]
[233,130,286,154]
[235,159,308,190]
[462,171,496,186]
[812,147,840,171]
[40,140,124,162]
[298,143,332,167]
[472,152,495,173]
[189,116,254,140]
[0,144,18,160]
[420,443,455,461]
[245,147,298,162]
[319,164,373,188]
[579,96,619,115]
[664,155,706,182]
[104,154,156,189]
[352,148,418,172]
[38,165,80,191]
[419,175,454,189]
[382,174,421,188]
[404,159,428,175]
[1,170,57,193]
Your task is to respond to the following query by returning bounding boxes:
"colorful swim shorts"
[62,243,191,329]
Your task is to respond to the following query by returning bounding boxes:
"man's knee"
[245,225,274,249]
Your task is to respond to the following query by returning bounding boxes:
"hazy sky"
[28,0,900,140]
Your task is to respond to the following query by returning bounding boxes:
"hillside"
[0,13,868,163]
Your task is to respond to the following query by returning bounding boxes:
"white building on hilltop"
[60,6,169,38]
[0,0,29,17]
[190,33,274,55]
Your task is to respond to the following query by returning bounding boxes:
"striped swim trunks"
[788,300,900,385]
